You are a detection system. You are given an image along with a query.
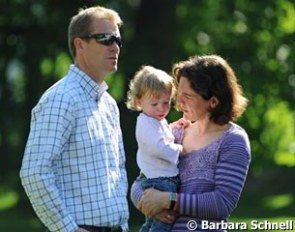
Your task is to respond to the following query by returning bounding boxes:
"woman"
[130,54,251,231]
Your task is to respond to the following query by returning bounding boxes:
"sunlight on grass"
[0,190,19,211]
[131,218,295,232]
[29,217,43,229]
[263,194,294,210]
[231,217,295,232]
[54,52,71,79]
[105,72,125,101]
[275,151,295,166]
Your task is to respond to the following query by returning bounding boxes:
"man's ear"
[74,37,85,53]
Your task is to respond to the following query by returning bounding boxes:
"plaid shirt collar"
[69,64,108,102]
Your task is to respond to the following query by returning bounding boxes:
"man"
[20,5,129,232]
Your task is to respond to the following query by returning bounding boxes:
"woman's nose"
[176,95,184,109]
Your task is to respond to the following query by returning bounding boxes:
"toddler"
[126,65,184,232]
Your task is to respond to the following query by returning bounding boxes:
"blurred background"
[0,0,295,231]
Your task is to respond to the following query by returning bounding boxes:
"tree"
[0,0,294,220]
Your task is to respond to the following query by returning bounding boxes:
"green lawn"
[0,214,293,232]
[1,170,294,231]
[0,204,294,232]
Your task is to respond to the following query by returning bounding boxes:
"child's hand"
[180,146,187,157]
[170,118,190,129]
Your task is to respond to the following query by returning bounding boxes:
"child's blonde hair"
[126,65,176,111]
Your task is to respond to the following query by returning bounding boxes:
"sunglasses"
[81,33,122,47]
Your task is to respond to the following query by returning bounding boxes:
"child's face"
[138,92,172,121]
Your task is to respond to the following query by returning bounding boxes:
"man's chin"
[107,65,117,74]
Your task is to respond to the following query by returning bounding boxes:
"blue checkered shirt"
[20,65,129,232]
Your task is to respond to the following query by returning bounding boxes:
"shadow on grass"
[233,167,295,219]
[0,207,45,232]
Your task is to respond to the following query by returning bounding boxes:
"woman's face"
[177,76,210,121]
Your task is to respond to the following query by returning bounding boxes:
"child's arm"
[170,118,188,157]
[137,120,182,164]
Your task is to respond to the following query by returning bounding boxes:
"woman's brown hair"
[172,55,248,124]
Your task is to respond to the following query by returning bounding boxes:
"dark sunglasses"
[81,33,122,47]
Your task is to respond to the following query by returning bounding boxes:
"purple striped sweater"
[130,122,251,231]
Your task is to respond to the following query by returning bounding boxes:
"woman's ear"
[209,96,219,109]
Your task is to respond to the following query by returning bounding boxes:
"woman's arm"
[130,177,176,223]
[178,131,251,219]
[130,125,185,217]
[130,176,143,210]
[136,130,251,219]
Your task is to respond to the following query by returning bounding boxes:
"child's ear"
[135,98,142,109]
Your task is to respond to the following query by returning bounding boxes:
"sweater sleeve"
[178,131,251,219]
[171,127,184,145]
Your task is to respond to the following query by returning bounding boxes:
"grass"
[0,208,45,232]
[1,197,294,232]
[0,214,293,232]
[1,168,294,231]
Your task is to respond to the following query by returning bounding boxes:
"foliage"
[0,0,295,228]
[261,101,295,166]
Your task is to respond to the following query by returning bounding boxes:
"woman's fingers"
[155,210,176,224]
[140,189,168,217]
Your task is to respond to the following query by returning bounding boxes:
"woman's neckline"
[183,122,234,155]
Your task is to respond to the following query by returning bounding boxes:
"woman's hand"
[153,210,177,224]
[139,188,170,217]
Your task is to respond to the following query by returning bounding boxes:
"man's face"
[76,18,121,83]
